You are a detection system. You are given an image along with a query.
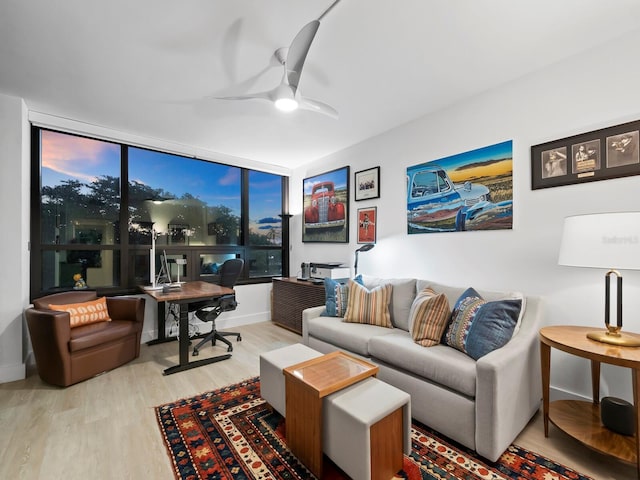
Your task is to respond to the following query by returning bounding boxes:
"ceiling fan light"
[274,84,298,112]
[275,97,298,112]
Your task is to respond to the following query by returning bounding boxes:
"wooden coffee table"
[283,351,379,477]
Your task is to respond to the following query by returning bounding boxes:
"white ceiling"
[2,0,640,170]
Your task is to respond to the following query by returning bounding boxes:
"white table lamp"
[558,212,640,346]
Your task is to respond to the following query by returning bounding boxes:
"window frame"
[30,126,289,300]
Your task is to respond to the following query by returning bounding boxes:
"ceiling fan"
[214,0,340,119]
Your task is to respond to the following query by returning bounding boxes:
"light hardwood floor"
[0,321,635,479]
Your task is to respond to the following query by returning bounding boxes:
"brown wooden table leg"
[633,368,640,478]
[591,359,601,405]
[285,376,323,477]
[540,340,551,437]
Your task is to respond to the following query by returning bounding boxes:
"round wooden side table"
[540,325,640,477]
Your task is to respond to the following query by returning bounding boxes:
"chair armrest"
[106,297,145,323]
[302,305,326,344]
[474,296,543,461]
[24,308,73,386]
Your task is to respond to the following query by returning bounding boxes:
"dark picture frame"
[531,119,640,190]
[357,206,377,244]
[302,166,350,243]
[354,166,380,201]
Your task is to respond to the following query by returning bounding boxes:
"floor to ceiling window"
[30,127,288,299]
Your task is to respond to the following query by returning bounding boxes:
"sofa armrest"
[106,297,145,324]
[474,296,543,461]
[302,305,326,344]
[24,308,73,386]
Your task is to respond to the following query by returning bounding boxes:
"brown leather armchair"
[25,291,145,387]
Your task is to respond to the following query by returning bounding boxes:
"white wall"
[291,29,640,402]
[0,93,29,383]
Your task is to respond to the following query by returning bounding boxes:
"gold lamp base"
[586,329,640,347]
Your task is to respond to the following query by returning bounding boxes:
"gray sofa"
[302,275,542,462]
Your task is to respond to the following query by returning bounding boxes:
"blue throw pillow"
[322,275,362,317]
[444,287,522,360]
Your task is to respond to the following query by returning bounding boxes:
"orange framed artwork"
[357,207,376,244]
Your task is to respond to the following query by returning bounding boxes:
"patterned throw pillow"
[343,279,393,328]
[49,297,112,327]
[322,275,363,317]
[409,287,451,347]
[322,278,350,317]
[444,287,521,360]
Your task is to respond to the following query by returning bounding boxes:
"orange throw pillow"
[49,297,111,327]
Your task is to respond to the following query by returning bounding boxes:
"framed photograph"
[354,166,380,201]
[302,166,349,243]
[531,119,640,190]
[357,207,377,244]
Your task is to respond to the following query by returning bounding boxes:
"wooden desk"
[143,281,235,375]
[283,351,378,477]
[540,325,640,477]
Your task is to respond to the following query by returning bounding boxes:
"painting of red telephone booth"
[357,207,376,244]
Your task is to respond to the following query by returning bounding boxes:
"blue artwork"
[407,140,513,234]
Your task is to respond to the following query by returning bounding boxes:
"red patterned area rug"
[155,377,592,480]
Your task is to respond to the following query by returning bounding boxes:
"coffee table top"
[283,350,378,397]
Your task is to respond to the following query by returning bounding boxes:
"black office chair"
[191,258,244,356]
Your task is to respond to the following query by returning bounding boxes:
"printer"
[310,262,350,282]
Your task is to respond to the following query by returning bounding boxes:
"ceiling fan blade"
[299,96,338,119]
[210,90,274,102]
[286,20,320,90]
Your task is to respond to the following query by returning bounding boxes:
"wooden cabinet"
[271,277,325,334]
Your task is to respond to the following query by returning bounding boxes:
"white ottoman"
[323,377,411,480]
[259,343,323,416]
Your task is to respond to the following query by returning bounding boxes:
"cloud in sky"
[41,130,119,183]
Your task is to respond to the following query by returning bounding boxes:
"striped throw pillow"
[343,280,393,328]
[409,287,451,347]
[49,297,111,327]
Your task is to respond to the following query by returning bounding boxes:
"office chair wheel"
[237,335,242,342]
[227,345,233,352]
[192,348,200,357]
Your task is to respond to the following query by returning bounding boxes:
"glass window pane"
[249,171,282,246]
[128,149,241,246]
[41,249,120,290]
[40,130,121,245]
[248,249,282,278]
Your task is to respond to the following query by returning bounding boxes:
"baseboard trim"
[549,385,590,402]
[0,361,26,384]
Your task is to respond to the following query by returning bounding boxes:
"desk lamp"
[354,243,375,276]
[143,227,164,291]
[558,212,640,346]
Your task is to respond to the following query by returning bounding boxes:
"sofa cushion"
[360,275,416,330]
[306,315,397,357]
[69,320,139,352]
[322,275,363,317]
[444,288,521,360]
[344,280,393,328]
[409,287,451,347]
[49,297,111,327]
[369,331,477,397]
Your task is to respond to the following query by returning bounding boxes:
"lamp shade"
[558,212,640,270]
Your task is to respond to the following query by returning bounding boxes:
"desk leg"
[540,340,550,437]
[147,301,174,346]
[163,303,231,375]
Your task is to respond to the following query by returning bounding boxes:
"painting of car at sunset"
[407,140,513,234]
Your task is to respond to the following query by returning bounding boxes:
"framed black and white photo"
[531,119,640,190]
[354,166,380,201]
